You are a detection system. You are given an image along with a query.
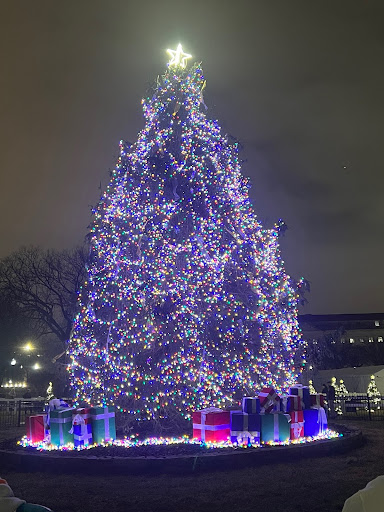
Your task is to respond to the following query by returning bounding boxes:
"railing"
[334,395,384,421]
[0,398,50,428]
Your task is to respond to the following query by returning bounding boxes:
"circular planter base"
[0,425,363,475]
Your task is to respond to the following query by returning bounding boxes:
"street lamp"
[33,363,40,370]
[23,342,34,352]
[10,358,16,366]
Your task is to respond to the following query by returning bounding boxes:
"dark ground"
[1,421,383,512]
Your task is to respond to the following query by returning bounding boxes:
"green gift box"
[90,406,116,444]
[260,412,290,443]
[50,407,75,446]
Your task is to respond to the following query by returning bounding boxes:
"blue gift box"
[230,411,260,444]
[73,422,93,447]
[242,397,261,414]
[289,385,311,409]
[303,407,327,437]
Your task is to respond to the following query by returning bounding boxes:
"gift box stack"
[289,385,328,437]
[27,400,116,447]
[192,388,298,445]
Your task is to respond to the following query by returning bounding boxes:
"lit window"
[349,338,355,344]
[375,320,380,327]
[369,337,374,343]
[379,337,383,343]
[359,338,364,343]
[341,338,345,343]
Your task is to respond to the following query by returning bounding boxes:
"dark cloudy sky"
[1,1,383,314]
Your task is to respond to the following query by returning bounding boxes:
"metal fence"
[335,395,384,421]
[0,398,48,428]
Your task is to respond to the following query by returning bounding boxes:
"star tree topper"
[167,44,192,69]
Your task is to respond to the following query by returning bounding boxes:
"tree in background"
[0,246,87,394]
[367,374,381,409]
[308,379,316,394]
[68,45,305,425]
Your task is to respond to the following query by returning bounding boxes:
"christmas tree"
[68,45,305,423]
[367,375,381,408]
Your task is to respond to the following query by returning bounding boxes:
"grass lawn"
[2,421,384,512]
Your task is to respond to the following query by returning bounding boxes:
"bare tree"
[0,246,88,351]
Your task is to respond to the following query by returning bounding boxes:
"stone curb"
[0,426,363,475]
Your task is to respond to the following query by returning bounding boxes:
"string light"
[18,429,341,452]
[67,47,306,422]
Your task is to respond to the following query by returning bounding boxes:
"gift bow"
[236,431,259,444]
[69,414,85,434]
[291,422,303,438]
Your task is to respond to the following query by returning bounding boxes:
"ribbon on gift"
[70,414,92,445]
[93,407,115,439]
[291,422,304,439]
[317,407,327,434]
[280,396,288,413]
[259,389,280,414]
[45,399,69,427]
[50,414,72,445]
[232,430,260,444]
[273,413,279,441]
[275,414,291,442]
[69,414,84,434]
[291,385,305,400]
[242,397,259,414]
[311,394,324,407]
[290,410,303,423]
[193,407,227,442]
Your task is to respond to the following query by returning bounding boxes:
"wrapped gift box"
[192,407,230,443]
[258,388,280,413]
[50,407,75,446]
[260,412,290,443]
[71,413,93,447]
[242,397,260,414]
[26,414,46,443]
[289,385,311,409]
[90,406,116,444]
[289,410,304,439]
[230,411,260,444]
[281,395,302,412]
[310,394,325,408]
[303,407,327,437]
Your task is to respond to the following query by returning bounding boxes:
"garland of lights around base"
[19,45,341,453]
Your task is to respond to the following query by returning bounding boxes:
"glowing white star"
[166,44,192,69]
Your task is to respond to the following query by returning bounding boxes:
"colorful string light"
[18,429,341,452]
[67,47,306,422]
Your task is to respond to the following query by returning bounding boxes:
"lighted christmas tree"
[367,375,381,408]
[338,379,348,396]
[68,45,305,423]
[335,378,348,415]
[308,379,316,394]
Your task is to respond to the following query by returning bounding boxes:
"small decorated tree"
[367,375,381,410]
[308,379,316,394]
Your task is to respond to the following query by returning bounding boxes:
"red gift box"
[286,395,302,412]
[289,410,304,439]
[310,394,325,408]
[258,388,280,413]
[26,414,46,443]
[192,407,230,443]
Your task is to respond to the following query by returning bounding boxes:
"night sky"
[1,1,383,314]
